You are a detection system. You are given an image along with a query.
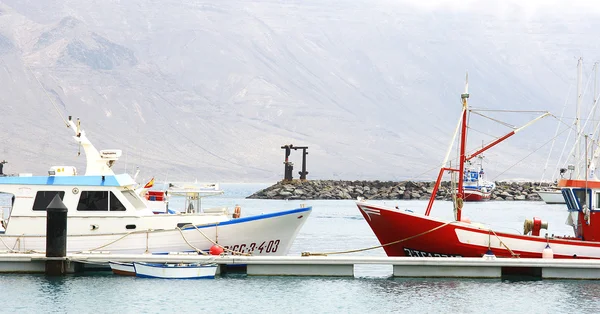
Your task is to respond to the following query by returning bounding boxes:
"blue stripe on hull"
[182,206,312,230]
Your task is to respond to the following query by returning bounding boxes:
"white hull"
[0,208,310,255]
[537,191,565,204]
[109,261,135,275]
[134,262,217,279]
[454,228,600,258]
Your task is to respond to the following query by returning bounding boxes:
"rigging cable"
[25,63,69,128]
[469,110,516,129]
[152,91,273,174]
[491,123,572,181]
[539,84,572,182]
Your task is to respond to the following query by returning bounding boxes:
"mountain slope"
[0,0,598,182]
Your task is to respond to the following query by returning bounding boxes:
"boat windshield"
[0,193,13,232]
[563,188,592,211]
[122,190,147,210]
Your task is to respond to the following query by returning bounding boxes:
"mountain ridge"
[0,0,598,183]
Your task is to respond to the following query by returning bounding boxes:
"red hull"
[357,202,600,259]
[112,269,135,276]
[463,189,491,202]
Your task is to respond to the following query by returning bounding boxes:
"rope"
[175,227,208,255]
[490,229,519,258]
[470,111,516,129]
[301,221,455,256]
[73,230,141,253]
[0,236,17,253]
[539,85,572,182]
[523,219,533,235]
[0,236,44,254]
[189,224,251,256]
[456,197,464,210]
[470,108,550,114]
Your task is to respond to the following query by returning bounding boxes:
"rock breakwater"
[247,180,558,201]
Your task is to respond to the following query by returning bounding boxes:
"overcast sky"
[397,0,600,16]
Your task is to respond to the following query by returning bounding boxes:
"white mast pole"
[593,61,598,112]
[576,57,583,179]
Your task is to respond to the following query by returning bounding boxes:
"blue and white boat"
[133,262,217,279]
[462,156,496,202]
[0,117,311,255]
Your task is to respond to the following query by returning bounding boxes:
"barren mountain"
[0,0,599,182]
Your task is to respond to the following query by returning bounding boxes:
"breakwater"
[247,180,558,200]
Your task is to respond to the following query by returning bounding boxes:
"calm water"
[1,183,600,313]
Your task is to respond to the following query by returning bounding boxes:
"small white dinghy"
[133,262,217,279]
[109,261,135,276]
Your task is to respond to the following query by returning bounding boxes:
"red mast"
[456,75,470,221]
[424,75,548,219]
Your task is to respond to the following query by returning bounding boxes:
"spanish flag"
[144,177,155,188]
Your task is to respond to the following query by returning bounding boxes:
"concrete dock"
[1,252,600,279]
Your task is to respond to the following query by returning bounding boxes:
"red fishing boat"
[356,75,600,259]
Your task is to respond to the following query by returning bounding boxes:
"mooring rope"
[189,223,251,256]
[0,236,44,254]
[301,221,455,256]
[0,236,17,253]
[175,227,209,255]
[490,229,519,258]
[73,230,142,253]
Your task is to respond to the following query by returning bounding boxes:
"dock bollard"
[45,194,68,276]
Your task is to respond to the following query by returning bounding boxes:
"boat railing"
[0,205,10,217]
[203,206,229,215]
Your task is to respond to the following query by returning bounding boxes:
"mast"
[590,62,599,180]
[576,57,583,179]
[457,73,469,222]
[595,62,598,119]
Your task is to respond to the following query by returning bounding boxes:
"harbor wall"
[247,180,558,201]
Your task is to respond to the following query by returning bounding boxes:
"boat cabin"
[0,173,229,236]
[559,179,600,242]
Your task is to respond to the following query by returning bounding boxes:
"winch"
[523,217,548,236]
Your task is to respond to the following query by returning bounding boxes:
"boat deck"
[1,252,600,279]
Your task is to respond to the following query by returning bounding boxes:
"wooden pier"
[1,252,600,279]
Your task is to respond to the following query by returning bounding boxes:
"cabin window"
[78,191,126,211]
[32,191,65,211]
[110,192,126,211]
[573,189,592,209]
[78,191,108,211]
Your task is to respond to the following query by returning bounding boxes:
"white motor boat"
[0,117,311,255]
[537,190,565,204]
[133,262,217,279]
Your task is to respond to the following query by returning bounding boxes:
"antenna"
[133,167,140,181]
[26,64,69,127]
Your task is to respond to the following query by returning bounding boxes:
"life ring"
[233,205,241,219]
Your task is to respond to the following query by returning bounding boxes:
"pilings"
[45,194,68,276]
